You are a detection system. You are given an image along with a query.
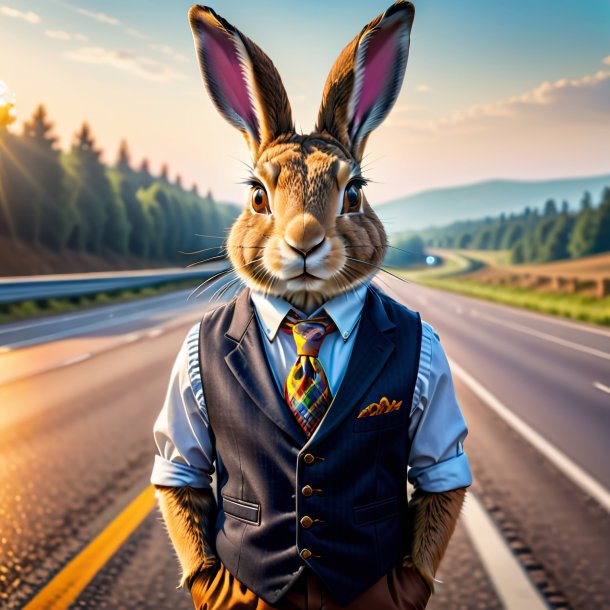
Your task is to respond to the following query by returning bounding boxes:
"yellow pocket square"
[357,397,403,418]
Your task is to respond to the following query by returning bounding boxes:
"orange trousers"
[191,563,430,610]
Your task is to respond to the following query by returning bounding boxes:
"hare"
[152,3,471,609]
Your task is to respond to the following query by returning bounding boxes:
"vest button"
[300,515,314,528]
[303,453,315,464]
[300,549,312,560]
[301,485,313,497]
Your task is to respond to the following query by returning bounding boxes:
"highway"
[0,276,608,609]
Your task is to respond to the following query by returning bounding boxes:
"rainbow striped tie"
[281,311,337,437]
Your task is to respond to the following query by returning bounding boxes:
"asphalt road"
[0,276,608,610]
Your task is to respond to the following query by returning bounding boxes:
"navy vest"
[198,286,422,605]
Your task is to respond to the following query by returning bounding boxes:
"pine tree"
[160,163,169,182]
[65,123,110,254]
[0,129,20,240]
[136,183,167,259]
[543,199,558,216]
[589,187,610,254]
[501,222,524,249]
[21,105,73,249]
[116,139,131,171]
[568,192,596,259]
[541,215,574,262]
[139,158,150,174]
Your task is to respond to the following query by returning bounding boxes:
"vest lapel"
[305,286,397,447]
[224,289,307,445]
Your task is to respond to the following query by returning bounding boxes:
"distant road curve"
[0,261,229,305]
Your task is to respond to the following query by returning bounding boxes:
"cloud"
[62,3,147,39]
[125,27,147,39]
[76,8,119,26]
[393,69,610,132]
[603,55,610,66]
[149,43,190,64]
[45,29,70,40]
[64,46,187,83]
[415,84,429,93]
[45,29,88,41]
[0,5,40,24]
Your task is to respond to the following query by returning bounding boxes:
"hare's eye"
[251,186,271,215]
[341,182,363,214]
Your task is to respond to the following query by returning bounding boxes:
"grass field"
[399,249,610,327]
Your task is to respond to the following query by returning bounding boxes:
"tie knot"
[281,311,336,357]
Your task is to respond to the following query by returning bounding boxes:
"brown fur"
[188,4,415,313]
[226,135,388,313]
[404,488,467,591]
[155,485,218,589]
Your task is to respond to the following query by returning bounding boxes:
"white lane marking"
[462,494,549,610]
[450,359,610,513]
[147,328,164,339]
[62,353,91,366]
[470,309,610,361]
[0,297,199,350]
[593,381,610,395]
[0,315,201,387]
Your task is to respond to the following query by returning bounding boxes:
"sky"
[1,0,609,205]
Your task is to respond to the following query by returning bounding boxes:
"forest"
[0,105,238,270]
[389,188,610,266]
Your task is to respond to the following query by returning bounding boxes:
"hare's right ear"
[189,5,294,158]
[316,1,414,161]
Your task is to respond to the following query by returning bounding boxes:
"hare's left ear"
[189,5,294,159]
[316,1,414,161]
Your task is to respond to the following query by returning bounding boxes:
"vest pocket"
[353,408,404,433]
[222,495,261,525]
[353,496,399,526]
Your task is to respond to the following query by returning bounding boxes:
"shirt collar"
[250,283,369,343]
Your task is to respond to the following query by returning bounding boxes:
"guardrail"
[0,262,230,305]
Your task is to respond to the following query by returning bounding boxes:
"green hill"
[375,174,610,234]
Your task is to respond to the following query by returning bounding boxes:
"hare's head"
[189,2,414,312]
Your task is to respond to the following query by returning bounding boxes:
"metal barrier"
[0,262,229,305]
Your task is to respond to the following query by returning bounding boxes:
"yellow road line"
[23,485,156,610]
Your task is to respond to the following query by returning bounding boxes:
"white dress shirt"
[151,286,472,493]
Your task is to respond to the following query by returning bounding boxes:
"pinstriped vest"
[198,286,421,605]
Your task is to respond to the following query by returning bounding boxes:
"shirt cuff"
[408,452,472,492]
[150,454,213,488]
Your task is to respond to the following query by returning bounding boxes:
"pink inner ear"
[352,20,401,131]
[202,21,259,138]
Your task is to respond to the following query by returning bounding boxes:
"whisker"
[179,245,227,256]
[186,253,229,268]
[343,244,428,261]
[194,233,229,240]
[188,257,262,301]
[344,256,410,286]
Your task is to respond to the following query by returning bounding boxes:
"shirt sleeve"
[150,322,216,489]
[407,321,472,492]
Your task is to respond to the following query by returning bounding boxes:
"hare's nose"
[285,215,325,256]
[285,237,325,258]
